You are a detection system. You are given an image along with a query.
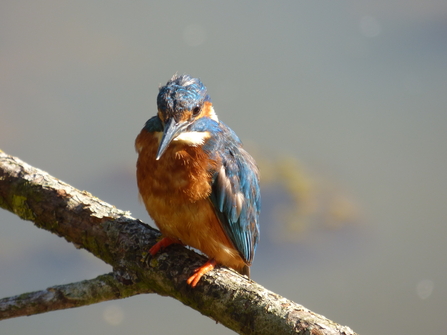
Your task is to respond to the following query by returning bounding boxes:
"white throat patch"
[173,131,210,146]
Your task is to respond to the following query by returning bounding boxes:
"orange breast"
[135,129,246,271]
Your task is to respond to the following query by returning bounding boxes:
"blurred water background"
[1,1,447,334]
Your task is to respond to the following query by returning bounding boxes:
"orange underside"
[136,128,247,287]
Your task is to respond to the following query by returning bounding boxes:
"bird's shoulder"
[135,116,163,155]
[142,115,163,133]
[187,118,241,153]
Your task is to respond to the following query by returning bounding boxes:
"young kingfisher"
[135,74,260,287]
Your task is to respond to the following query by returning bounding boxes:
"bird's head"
[155,74,218,160]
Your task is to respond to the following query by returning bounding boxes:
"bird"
[135,74,260,287]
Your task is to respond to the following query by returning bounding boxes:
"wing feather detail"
[208,124,260,264]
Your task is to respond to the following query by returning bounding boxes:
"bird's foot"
[149,237,181,256]
[186,259,217,287]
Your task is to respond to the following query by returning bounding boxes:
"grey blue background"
[1,1,447,334]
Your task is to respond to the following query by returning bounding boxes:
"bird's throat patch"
[173,131,211,146]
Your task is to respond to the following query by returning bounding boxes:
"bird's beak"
[156,117,186,160]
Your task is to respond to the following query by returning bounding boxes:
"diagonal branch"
[0,150,358,335]
[0,273,154,320]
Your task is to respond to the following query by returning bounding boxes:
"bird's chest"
[136,131,217,207]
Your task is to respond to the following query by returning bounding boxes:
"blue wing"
[206,122,261,264]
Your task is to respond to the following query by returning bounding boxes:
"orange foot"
[186,259,217,287]
[149,237,181,256]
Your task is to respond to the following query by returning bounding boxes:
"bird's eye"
[192,105,201,117]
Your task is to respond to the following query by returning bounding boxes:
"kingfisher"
[135,74,260,287]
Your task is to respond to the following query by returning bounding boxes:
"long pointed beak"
[156,118,185,160]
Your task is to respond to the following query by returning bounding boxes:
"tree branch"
[0,273,154,320]
[0,150,358,335]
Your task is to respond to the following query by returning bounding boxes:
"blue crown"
[157,74,210,113]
